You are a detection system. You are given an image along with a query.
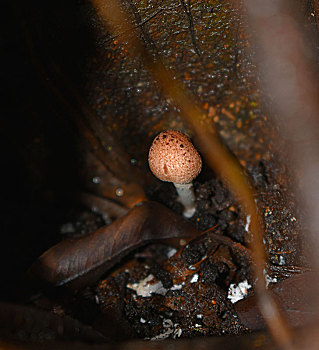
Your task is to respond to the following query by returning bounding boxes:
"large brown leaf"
[26,201,199,291]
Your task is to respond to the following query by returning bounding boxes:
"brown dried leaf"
[26,201,199,291]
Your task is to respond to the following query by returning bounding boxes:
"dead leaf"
[26,201,199,291]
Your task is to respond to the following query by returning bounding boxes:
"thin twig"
[101,3,180,45]
[124,0,159,54]
[180,0,203,63]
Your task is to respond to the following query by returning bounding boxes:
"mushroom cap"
[148,130,202,184]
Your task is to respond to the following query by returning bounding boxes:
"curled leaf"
[26,201,199,291]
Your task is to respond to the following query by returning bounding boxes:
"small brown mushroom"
[148,130,202,217]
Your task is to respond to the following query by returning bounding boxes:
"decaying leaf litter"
[9,0,318,346]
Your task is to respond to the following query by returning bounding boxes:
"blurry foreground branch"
[243,0,319,346]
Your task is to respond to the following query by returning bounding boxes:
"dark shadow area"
[0,0,95,300]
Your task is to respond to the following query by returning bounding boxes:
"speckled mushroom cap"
[148,130,202,184]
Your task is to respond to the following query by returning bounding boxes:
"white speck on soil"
[227,280,252,303]
[167,247,177,258]
[278,255,285,265]
[264,269,278,287]
[190,273,199,283]
[170,283,184,291]
[147,319,182,340]
[127,274,167,297]
[245,214,251,232]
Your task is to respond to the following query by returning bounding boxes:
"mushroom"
[148,130,202,218]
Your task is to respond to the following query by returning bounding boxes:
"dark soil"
[27,151,304,341]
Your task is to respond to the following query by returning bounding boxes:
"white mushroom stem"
[174,182,196,218]
[148,130,202,219]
